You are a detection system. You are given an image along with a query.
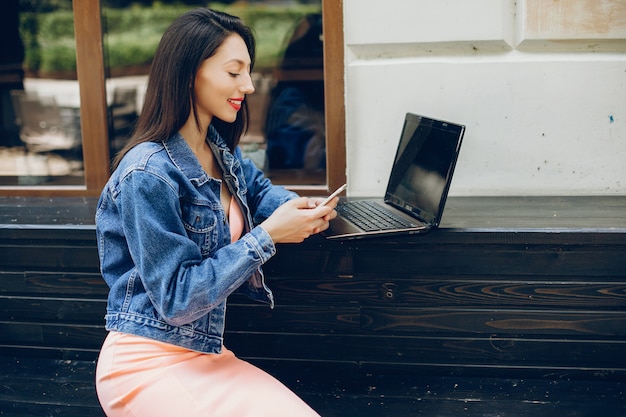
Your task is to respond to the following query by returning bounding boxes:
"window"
[0,0,345,196]
[0,1,84,189]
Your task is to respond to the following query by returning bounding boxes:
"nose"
[240,72,255,94]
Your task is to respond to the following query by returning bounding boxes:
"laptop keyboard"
[337,200,419,232]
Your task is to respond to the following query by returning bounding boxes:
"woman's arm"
[236,146,299,224]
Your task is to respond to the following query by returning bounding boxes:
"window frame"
[0,0,345,197]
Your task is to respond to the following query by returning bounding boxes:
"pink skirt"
[96,331,320,417]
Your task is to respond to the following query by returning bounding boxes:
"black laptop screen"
[384,113,464,226]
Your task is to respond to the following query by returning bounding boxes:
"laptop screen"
[384,113,465,226]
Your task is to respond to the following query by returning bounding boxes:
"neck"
[179,114,211,154]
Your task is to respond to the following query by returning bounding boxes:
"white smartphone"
[319,183,347,207]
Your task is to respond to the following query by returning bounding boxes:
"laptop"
[324,112,465,240]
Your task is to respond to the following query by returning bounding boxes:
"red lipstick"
[228,98,243,111]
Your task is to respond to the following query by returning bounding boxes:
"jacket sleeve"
[236,146,299,225]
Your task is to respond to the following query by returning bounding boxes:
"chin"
[219,114,238,123]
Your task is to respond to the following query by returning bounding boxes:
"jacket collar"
[163,126,231,185]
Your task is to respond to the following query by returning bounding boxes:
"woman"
[95,8,336,417]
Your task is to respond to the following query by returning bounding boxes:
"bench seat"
[1,195,625,416]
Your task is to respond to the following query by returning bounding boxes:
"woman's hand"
[260,197,338,243]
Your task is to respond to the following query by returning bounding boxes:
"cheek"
[195,82,219,111]
[195,75,227,105]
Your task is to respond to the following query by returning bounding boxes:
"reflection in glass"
[264,13,325,180]
[244,4,325,186]
[101,1,324,186]
[0,0,84,186]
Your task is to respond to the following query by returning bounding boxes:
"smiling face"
[193,34,255,126]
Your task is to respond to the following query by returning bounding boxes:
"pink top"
[229,196,244,242]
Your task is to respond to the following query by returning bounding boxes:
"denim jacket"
[95,126,297,353]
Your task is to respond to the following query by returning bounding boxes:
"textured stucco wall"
[343,0,626,196]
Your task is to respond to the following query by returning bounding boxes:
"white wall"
[343,0,626,196]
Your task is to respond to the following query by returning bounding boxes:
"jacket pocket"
[181,199,219,256]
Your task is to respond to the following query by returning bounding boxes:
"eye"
[228,72,240,78]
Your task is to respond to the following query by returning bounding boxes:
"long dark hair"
[112,8,256,170]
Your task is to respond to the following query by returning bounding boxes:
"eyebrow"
[224,59,250,67]
[223,59,251,73]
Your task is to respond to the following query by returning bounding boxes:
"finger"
[312,204,334,218]
[323,209,338,221]
[310,197,326,207]
[290,197,313,209]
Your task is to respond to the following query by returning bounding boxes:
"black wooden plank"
[0,346,99,361]
[0,356,96,383]
[344,229,626,246]
[352,246,626,276]
[0,227,96,242]
[0,296,106,324]
[263,276,626,309]
[0,197,97,226]
[0,323,106,351]
[225,304,626,337]
[360,307,626,337]
[0,244,99,271]
[0,356,104,417]
[224,332,626,375]
[0,373,98,406]
[225,304,360,333]
[0,358,99,416]
[0,402,105,417]
[267,238,626,278]
[0,271,108,297]
[264,245,353,276]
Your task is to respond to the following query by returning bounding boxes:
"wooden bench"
[1,196,625,416]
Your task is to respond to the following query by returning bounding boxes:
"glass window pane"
[239,3,325,186]
[102,1,324,187]
[0,0,84,186]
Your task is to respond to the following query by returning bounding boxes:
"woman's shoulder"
[111,141,177,185]
[124,141,165,163]
[112,138,206,192]
[107,142,183,196]
[115,141,171,174]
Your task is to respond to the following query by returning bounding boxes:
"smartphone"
[319,183,347,207]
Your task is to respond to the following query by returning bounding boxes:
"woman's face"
[194,34,255,125]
